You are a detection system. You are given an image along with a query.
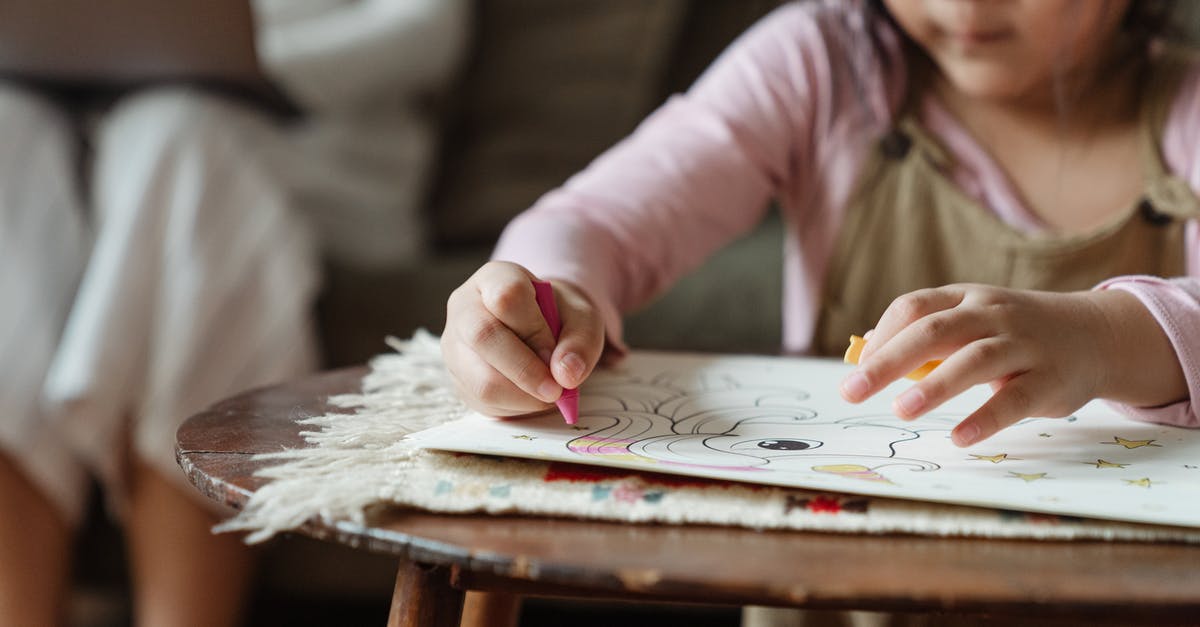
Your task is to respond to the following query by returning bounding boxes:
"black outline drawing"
[567,367,956,480]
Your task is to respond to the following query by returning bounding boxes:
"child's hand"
[442,261,605,417]
[839,284,1186,447]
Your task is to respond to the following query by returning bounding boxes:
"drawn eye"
[757,439,816,451]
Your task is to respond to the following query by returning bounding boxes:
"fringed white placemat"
[216,331,1200,544]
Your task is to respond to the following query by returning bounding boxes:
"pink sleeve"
[491,4,837,351]
[1099,277,1200,427]
[1105,63,1200,426]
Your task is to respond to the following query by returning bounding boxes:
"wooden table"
[177,368,1200,627]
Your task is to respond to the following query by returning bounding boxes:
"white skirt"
[0,83,321,525]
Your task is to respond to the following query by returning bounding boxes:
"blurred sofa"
[317,0,786,369]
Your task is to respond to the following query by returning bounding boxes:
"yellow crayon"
[843,335,941,381]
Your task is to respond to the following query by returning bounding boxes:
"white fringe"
[214,330,468,543]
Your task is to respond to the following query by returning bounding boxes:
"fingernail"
[953,423,980,447]
[863,329,875,340]
[537,379,561,402]
[560,352,586,385]
[840,372,870,401]
[895,387,926,417]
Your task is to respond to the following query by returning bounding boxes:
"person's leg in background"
[126,458,258,627]
[51,86,321,627]
[0,84,91,627]
[0,455,71,627]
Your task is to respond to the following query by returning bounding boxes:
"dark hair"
[1123,0,1184,46]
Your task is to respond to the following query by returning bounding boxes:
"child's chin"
[938,63,1048,103]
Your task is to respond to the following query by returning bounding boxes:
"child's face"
[883,0,1131,103]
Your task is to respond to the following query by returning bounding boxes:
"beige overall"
[746,61,1200,627]
[811,72,1200,358]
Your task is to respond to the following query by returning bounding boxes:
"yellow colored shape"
[1124,477,1154,488]
[814,463,871,473]
[843,335,867,364]
[844,335,943,381]
[1102,436,1161,449]
[1088,459,1128,469]
[969,453,1013,464]
[813,463,894,484]
[1008,472,1048,482]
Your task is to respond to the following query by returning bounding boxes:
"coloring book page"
[408,351,1200,527]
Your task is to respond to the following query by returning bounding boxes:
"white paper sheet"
[408,351,1200,527]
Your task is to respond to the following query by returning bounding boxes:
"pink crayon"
[531,279,580,425]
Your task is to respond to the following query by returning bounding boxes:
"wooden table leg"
[461,591,521,627]
[387,560,465,627]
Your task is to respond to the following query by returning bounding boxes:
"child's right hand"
[441,261,606,417]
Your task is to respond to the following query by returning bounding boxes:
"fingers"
[952,375,1056,447]
[839,285,1097,447]
[445,262,560,410]
[550,281,606,388]
[473,263,558,362]
[452,296,562,403]
[841,305,990,403]
[441,335,551,416]
[891,338,1022,420]
[443,261,607,417]
[859,286,967,363]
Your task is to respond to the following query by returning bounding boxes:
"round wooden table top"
[177,368,1200,622]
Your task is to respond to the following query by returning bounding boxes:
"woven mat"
[217,332,1200,544]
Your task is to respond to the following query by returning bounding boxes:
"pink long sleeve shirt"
[492,2,1200,428]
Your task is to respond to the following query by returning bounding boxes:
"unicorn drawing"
[568,386,952,477]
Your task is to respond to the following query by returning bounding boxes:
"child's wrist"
[1086,288,1187,407]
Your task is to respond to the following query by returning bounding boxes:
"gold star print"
[1039,433,1052,438]
[570,426,589,431]
[969,453,1017,464]
[1008,472,1049,482]
[511,435,537,441]
[1124,478,1155,488]
[1086,459,1128,469]
[1101,436,1161,449]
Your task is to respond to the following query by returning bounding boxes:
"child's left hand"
[839,284,1188,447]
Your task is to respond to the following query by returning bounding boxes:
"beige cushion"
[430,0,687,245]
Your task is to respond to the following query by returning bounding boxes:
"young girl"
[444,0,1198,480]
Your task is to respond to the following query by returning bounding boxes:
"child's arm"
[444,4,855,414]
[489,3,852,348]
[840,283,1191,447]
